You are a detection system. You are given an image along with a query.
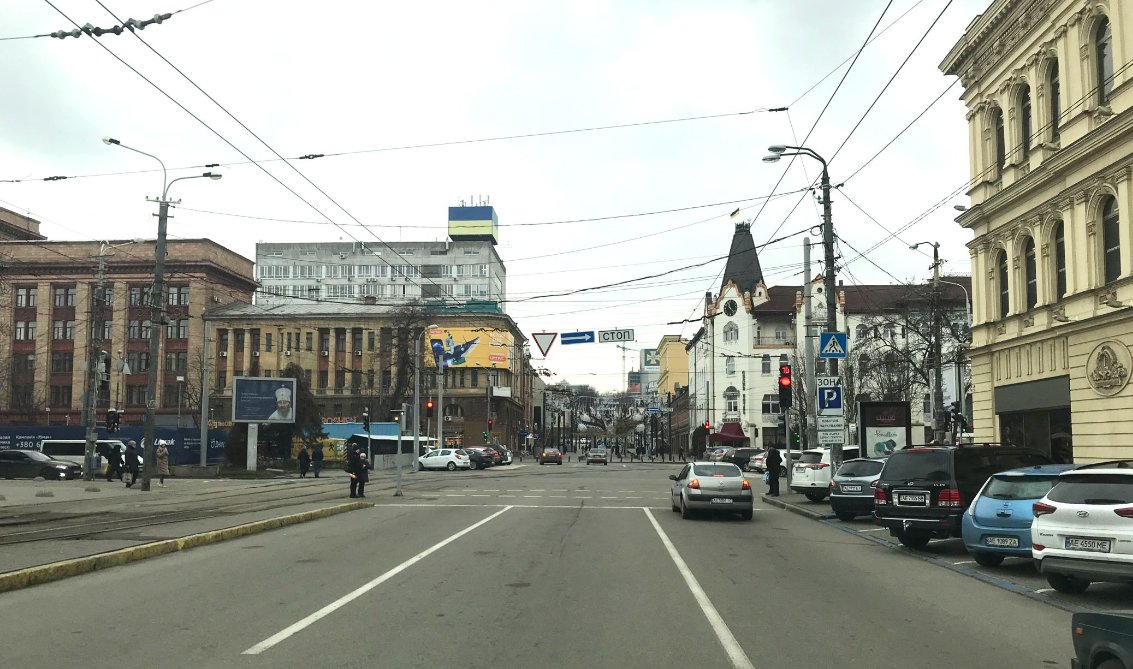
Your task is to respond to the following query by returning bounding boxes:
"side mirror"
[668,474,678,481]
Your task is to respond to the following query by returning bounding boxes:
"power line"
[0,0,214,41]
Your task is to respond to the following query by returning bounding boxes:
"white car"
[788,447,861,502]
[1031,465,1133,593]
[417,449,472,471]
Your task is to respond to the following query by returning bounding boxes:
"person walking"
[311,443,324,478]
[764,444,783,497]
[297,445,310,478]
[124,440,140,488]
[346,444,362,497]
[351,452,373,498]
[105,442,124,482]
[155,440,170,487]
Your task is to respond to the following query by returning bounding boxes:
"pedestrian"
[349,452,372,498]
[124,440,140,488]
[764,444,783,497]
[105,442,124,482]
[297,445,310,478]
[311,443,324,477]
[678,446,686,462]
[156,440,170,487]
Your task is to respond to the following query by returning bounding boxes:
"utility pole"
[931,244,945,443]
[803,238,817,452]
[413,335,421,469]
[83,245,111,481]
[199,318,211,466]
[817,159,844,470]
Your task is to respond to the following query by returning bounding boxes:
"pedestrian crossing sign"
[818,332,848,359]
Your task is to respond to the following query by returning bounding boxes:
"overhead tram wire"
[89,0,463,309]
[0,0,215,41]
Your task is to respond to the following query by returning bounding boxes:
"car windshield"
[798,452,824,465]
[692,464,741,477]
[24,450,52,462]
[1047,475,1133,504]
[837,460,884,477]
[880,451,952,481]
[983,475,1058,500]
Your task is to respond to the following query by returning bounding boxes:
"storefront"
[994,376,1072,463]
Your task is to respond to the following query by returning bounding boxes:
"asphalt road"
[0,463,1073,668]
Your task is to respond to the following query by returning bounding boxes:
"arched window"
[997,250,1010,318]
[1097,18,1115,105]
[1019,86,1032,159]
[1103,196,1121,284]
[855,323,868,340]
[722,322,739,342]
[444,404,464,418]
[1048,61,1061,141]
[994,108,1006,177]
[724,386,739,413]
[725,356,735,376]
[761,354,771,374]
[1054,222,1066,298]
[1024,238,1038,310]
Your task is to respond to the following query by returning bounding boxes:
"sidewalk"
[759,490,836,520]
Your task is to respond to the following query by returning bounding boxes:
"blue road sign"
[818,386,843,412]
[561,331,595,345]
[818,332,849,359]
[645,406,660,413]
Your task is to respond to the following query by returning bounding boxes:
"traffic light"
[106,408,118,433]
[778,363,793,409]
[482,431,489,440]
[361,411,370,432]
[487,418,493,431]
[426,400,434,418]
[703,420,710,431]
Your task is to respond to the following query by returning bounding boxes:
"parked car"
[0,449,82,480]
[721,447,761,471]
[471,446,502,466]
[961,463,1077,567]
[749,448,795,477]
[485,444,512,465]
[669,461,752,520]
[1032,463,1133,593]
[874,444,1051,549]
[829,457,887,521]
[706,447,728,462]
[38,439,121,474]
[539,448,563,465]
[789,447,861,502]
[417,449,472,471]
[463,447,495,471]
[1071,611,1133,669]
[586,447,609,465]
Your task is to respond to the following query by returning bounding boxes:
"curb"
[0,500,369,594]
[761,494,835,520]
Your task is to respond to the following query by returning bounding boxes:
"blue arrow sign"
[561,331,595,345]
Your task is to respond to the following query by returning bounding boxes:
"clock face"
[723,300,738,316]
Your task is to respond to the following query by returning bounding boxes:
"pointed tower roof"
[721,221,763,297]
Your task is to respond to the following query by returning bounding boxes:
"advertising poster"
[426,326,511,370]
[864,426,906,457]
[858,401,911,458]
[233,376,297,424]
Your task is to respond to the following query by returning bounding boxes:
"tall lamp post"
[939,278,971,427]
[102,137,222,491]
[911,241,944,443]
[763,144,840,463]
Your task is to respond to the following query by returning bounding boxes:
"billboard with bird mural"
[427,326,512,370]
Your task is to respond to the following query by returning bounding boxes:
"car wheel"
[804,491,828,502]
[835,511,857,522]
[1046,572,1090,594]
[897,533,930,550]
[417,462,424,471]
[680,497,693,520]
[671,495,680,512]
[740,509,753,521]
[972,552,1005,568]
[447,462,457,471]
[1095,659,1124,669]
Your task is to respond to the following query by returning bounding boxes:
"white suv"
[788,447,860,502]
[1031,465,1133,593]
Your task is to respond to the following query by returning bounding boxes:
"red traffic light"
[703,420,710,430]
[778,375,792,388]
[425,400,434,410]
[779,364,792,376]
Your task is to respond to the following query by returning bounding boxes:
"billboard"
[643,349,660,367]
[233,376,297,423]
[427,326,511,370]
[858,401,912,457]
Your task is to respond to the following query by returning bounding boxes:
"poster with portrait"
[233,377,297,424]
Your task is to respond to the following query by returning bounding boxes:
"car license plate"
[1065,537,1111,553]
[841,484,863,493]
[984,536,1019,548]
[710,498,733,504]
[897,493,927,505]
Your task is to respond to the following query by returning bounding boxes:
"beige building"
[655,334,689,398]
[942,0,1133,461]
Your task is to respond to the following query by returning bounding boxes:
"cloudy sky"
[1,0,991,392]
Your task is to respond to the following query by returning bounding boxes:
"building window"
[336,330,347,352]
[53,287,76,307]
[166,319,189,339]
[318,370,328,388]
[15,321,36,340]
[129,286,147,306]
[50,385,72,406]
[128,351,150,373]
[855,324,868,340]
[167,286,189,305]
[52,320,76,340]
[761,394,781,415]
[127,384,149,405]
[1054,222,1066,298]
[1103,196,1121,284]
[50,352,73,373]
[724,386,739,413]
[1097,18,1114,106]
[997,251,1010,318]
[725,356,735,376]
[306,332,314,351]
[165,352,188,373]
[1048,61,1061,141]
[265,333,273,352]
[471,369,479,387]
[15,287,36,307]
[994,108,1005,178]
[774,328,788,342]
[1018,85,1032,159]
[722,322,739,342]
[761,354,771,374]
[1024,238,1037,310]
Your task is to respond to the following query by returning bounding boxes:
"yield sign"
[531,332,557,357]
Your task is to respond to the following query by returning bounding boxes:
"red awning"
[710,422,748,444]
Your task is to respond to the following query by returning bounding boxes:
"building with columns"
[942,0,1133,462]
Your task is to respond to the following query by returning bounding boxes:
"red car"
[538,448,563,465]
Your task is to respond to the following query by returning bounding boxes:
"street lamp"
[910,240,945,442]
[425,323,441,451]
[103,137,222,491]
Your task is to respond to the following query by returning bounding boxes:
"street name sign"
[531,332,557,357]
[561,331,595,345]
[598,329,635,343]
[818,332,849,359]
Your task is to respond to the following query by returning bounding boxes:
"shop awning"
[710,422,748,444]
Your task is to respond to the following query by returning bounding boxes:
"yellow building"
[941,0,1133,461]
[656,334,689,398]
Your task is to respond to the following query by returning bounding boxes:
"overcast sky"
[1,0,991,392]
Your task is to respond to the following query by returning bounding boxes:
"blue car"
[961,463,1077,567]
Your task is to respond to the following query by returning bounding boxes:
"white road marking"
[549,495,567,498]
[643,508,754,669]
[470,494,489,497]
[617,490,637,493]
[1034,588,1055,594]
[552,489,568,492]
[483,489,500,492]
[379,503,669,509]
[953,560,975,565]
[857,527,887,532]
[499,495,516,498]
[601,496,618,499]
[445,494,465,497]
[530,489,545,492]
[574,496,593,499]
[624,496,643,499]
[523,495,542,498]
[507,489,524,492]
[242,506,513,655]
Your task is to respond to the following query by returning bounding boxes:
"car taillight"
[689,479,700,489]
[937,488,963,507]
[741,479,751,490]
[874,486,888,505]
[1033,501,1056,517]
[1033,543,1045,551]
[455,453,465,459]
[1114,507,1133,518]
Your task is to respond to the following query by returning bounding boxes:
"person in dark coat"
[764,445,783,497]
[350,452,372,498]
[310,443,324,478]
[297,446,310,478]
[124,440,140,488]
[105,443,124,482]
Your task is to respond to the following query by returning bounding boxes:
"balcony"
[752,337,795,348]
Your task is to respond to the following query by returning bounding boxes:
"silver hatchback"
[829,457,887,521]
[669,462,753,520]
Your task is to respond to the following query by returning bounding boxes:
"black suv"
[873,444,1051,549]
